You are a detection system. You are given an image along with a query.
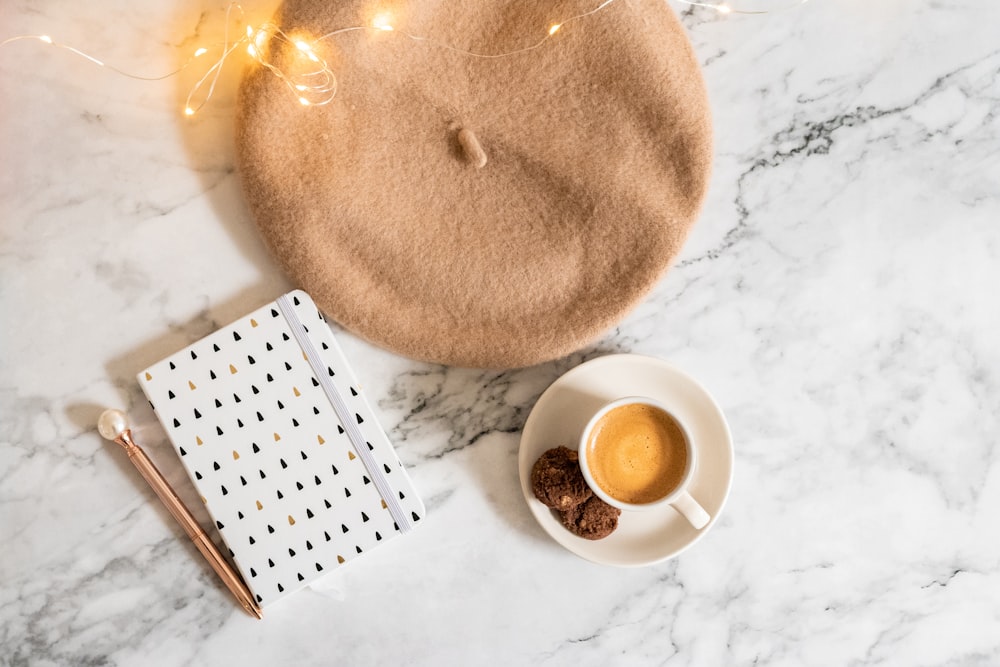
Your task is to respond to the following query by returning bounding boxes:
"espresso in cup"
[579,397,709,528]
[584,403,689,505]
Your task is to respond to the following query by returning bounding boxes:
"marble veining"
[2,0,999,664]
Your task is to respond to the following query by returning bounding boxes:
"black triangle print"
[342,524,349,533]
[280,458,288,469]
[267,373,274,382]
[237,419,244,428]
[376,532,382,541]
[394,522,399,531]
[344,487,351,497]
[252,385,260,394]
[297,573,305,582]
[233,331,242,341]
[215,398,222,408]
[412,512,421,521]
[277,583,284,592]
[361,512,369,522]
[149,401,154,410]
[266,342,273,351]
[324,531,332,541]
[256,594,263,603]
[240,475,248,486]
[191,350,198,360]
[248,355,256,365]
[234,393,241,403]
[268,557,275,566]
[328,367,335,377]
[282,332,290,341]
[271,308,279,317]
[267,525,275,534]
[356,413,364,424]
[314,475,322,485]
[331,464,339,475]
[399,491,406,499]
[169,361,176,370]
[303,325,309,333]
[173,418,181,427]
[229,548,235,558]
[316,562,324,571]
[306,540,313,550]
[356,546,363,554]
[350,387,358,396]
[313,407,320,415]
[301,451,308,460]
[213,343,221,352]
[194,408,202,419]
[213,461,221,471]
[312,378,320,387]
[324,499,332,509]
[260,469,267,479]
[306,508,314,518]
[238,511,245,519]
[216,520,224,529]
[250,567,257,577]
[179,447,187,456]
[363,476,371,485]
[168,390,176,399]
[195,471,202,480]
[337,425,345,434]
[216,426,224,436]
[250,535,256,544]
[285,362,292,371]
[383,463,392,474]
[321,342,329,350]
[277,400,284,409]
[292,417,300,428]
[221,485,228,495]
[288,548,296,557]
[257,410,264,421]
[296,481,304,491]
[210,369,217,380]
[277,489,284,499]
[293,295,300,305]
[253,443,260,453]
[368,442,375,451]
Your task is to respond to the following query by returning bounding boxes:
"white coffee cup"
[578,396,710,529]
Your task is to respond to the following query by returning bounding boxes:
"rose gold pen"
[99,409,263,620]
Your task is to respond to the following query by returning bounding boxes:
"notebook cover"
[136,290,424,606]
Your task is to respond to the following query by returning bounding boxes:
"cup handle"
[670,491,710,529]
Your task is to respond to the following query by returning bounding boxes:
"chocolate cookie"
[560,496,621,540]
[531,446,592,511]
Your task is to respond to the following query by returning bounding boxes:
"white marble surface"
[2,0,999,664]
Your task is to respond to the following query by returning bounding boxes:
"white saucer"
[518,354,734,566]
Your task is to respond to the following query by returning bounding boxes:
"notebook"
[137,290,424,607]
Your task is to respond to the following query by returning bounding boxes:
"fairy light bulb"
[372,13,394,31]
[549,24,562,35]
[717,4,733,13]
[194,47,208,57]
[184,106,195,116]
[39,35,53,44]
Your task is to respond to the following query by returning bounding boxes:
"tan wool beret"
[236,0,712,368]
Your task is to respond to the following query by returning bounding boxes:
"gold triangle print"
[381,499,388,509]
[348,451,356,461]
[196,436,204,446]
[145,372,152,381]
[229,364,238,374]
[317,435,325,445]
[274,432,281,441]
[293,386,301,397]
[337,555,345,564]
[251,318,259,327]
[288,515,296,525]
[188,380,197,390]
[256,500,263,510]
[232,450,240,460]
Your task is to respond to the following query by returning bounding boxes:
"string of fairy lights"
[0,0,810,117]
